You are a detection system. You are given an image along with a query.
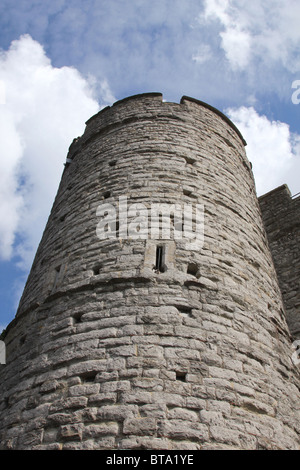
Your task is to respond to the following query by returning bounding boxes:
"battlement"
[66,93,247,161]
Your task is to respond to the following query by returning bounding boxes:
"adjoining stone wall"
[0,94,300,450]
[259,185,300,339]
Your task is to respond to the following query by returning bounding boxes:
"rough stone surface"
[259,185,300,339]
[0,93,299,450]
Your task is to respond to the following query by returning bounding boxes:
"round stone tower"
[0,93,299,450]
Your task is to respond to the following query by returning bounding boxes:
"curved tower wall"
[0,93,299,450]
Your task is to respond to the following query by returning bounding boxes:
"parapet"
[66,93,247,162]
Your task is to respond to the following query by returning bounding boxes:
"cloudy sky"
[0,0,299,331]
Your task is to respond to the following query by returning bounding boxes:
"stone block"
[123,417,157,436]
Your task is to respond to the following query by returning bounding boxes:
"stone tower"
[0,93,299,450]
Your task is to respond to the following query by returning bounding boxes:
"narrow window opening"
[103,190,111,199]
[155,245,165,273]
[19,335,26,346]
[176,371,187,382]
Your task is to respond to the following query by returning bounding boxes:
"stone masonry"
[0,93,299,450]
[259,185,300,340]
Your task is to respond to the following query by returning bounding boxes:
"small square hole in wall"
[183,188,193,197]
[92,264,102,275]
[109,160,117,167]
[184,156,196,165]
[187,263,199,277]
[176,305,192,317]
[73,312,84,324]
[80,372,97,383]
[176,371,187,382]
[103,191,111,199]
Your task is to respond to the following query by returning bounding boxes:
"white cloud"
[220,28,251,71]
[0,35,115,268]
[227,106,300,196]
[192,44,212,64]
[201,0,300,73]
[201,0,252,70]
[0,111,24,258]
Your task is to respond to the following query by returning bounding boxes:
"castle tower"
[0,93,299,450]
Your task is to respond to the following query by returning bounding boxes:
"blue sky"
[0,0,299,332]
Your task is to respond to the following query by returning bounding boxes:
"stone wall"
[259,185,300,339]
[0,93,299,450]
